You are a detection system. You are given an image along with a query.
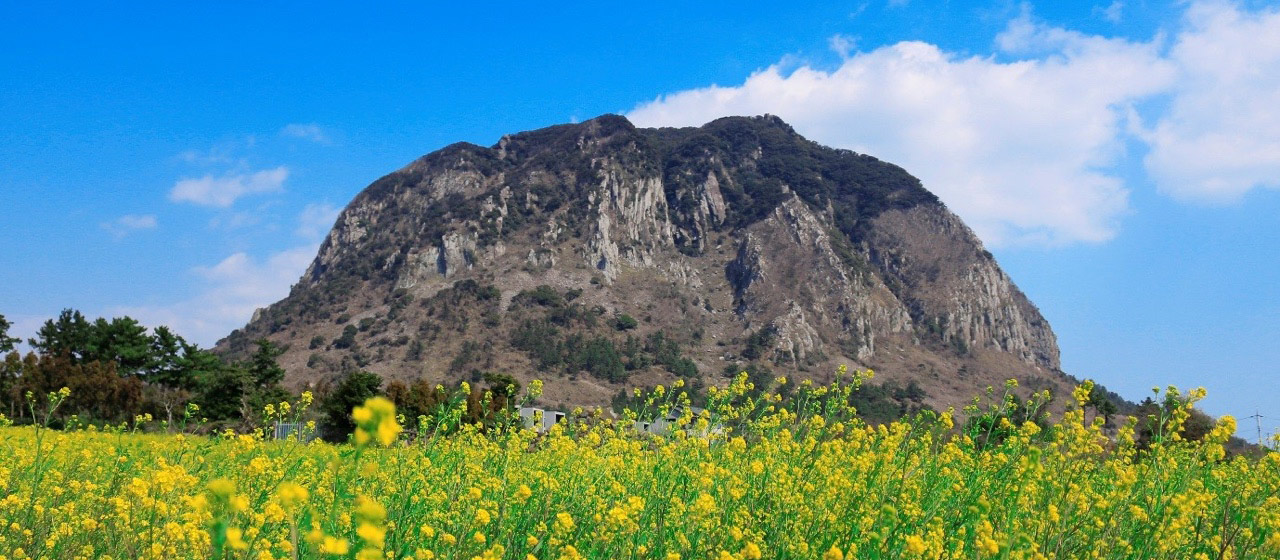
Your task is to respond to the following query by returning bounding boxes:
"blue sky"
[2,1,1277,441]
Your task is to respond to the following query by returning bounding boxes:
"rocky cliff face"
[221,115,1069,410]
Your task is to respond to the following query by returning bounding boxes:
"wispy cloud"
[281,123,330,144]
[101,214,158,239]
[169,166,289,208]
[1095,1,1124,24]
[177,148,233,166]
[296,202,341,241]
[113,244,317,347]
[176,146,234,163]
[175,137,256,166]
[109,203,343,345]
[828,34,856,58]
[208,210,265,231]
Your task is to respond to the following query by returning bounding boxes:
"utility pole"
[1245,410,1264,445]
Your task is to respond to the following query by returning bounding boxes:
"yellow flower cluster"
[0,374,1276,559]
[351,396,400,447]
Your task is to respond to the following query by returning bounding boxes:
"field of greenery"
[0,368,1277,560]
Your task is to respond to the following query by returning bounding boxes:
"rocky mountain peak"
[224,115,1067,411]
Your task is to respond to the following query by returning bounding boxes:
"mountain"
[219,114,1071,411]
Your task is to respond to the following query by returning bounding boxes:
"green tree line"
[0,309,287,428]
[0,310,534,443]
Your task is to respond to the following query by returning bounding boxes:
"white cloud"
[631,2,1280,243]
[1142,1,1280,203]
[208,210,264,232]
[281,123,330,144]
[828,34,856,58]
[296,202,341,240]
[175,137,256,166]
[106,201,342,346]
[169,166,289,208]
[113,245,317,347]
[101,214,157,239]
[177,148,233,165]
[629,14,1173,246]
[1096,1,1124,24]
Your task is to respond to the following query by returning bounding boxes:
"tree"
[613,314,638,331]
[141,329,217,428]
[30,309,91,360]
[22,353,142,422]
[574,336,626,382]
[319,370,383,441]
[1,351,23,418]
[239,338,290,420]
[387,379,447,424]
[29,310,152,375]
[248,339,286,386]
[145,383,192,430]
[0,314,20,353]
[195,364,253,422]
[333,325,358,349]
[87,316,151,375]
[482,372,521,398]
[146,326,187,386]
[175,342,223,391]
[1084,381,1119,427]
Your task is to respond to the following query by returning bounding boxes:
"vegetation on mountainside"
[508,285,700,384]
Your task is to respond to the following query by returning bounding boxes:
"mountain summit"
[221,115,1067,409]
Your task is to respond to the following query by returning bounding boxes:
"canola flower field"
[0,370,1278,560]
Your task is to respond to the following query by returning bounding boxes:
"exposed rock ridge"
[227,114,1064,411]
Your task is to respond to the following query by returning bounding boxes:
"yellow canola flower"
[1265,531,1280,552]
[319,536,349,555]
[276,482,309,509]
[207,478,235,500]
[0,374,1272,560]
[355,496,386,524]
[824,544,845,560]
[225,527,249,551]
[904,535,927,555]
[352,396,402,447]
[356,523,386,549]
[554,512,575,533]
[515,484,532,501]
[352,406,373,424]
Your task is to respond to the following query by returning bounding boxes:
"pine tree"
[0,314,20,353]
